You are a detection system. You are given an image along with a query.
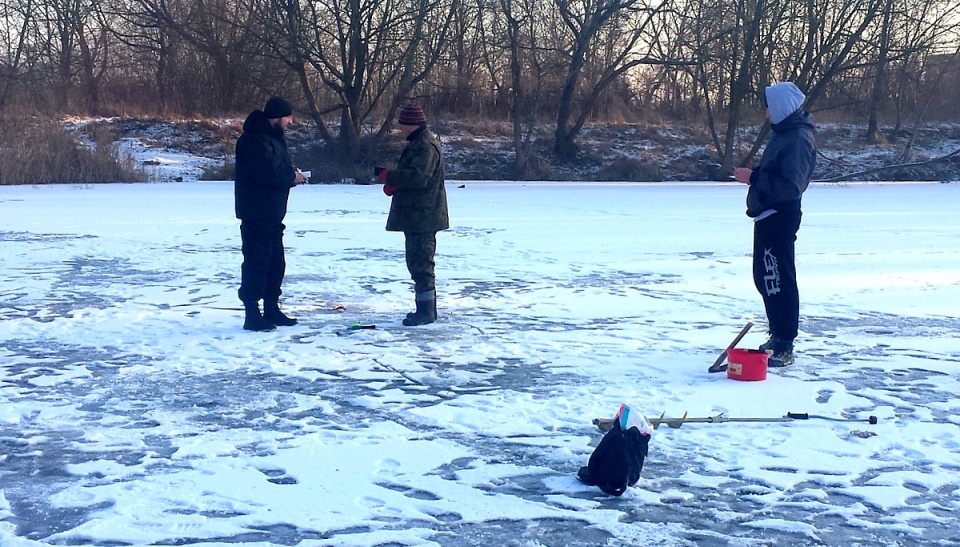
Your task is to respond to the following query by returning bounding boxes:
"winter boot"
[766,339,795,368]
[758,334,780,352]
[243,301,277,332]
[263,300,297,327]
[402,290,437,326]
[405,297,438,321]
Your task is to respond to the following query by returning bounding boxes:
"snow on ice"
[1,179,959,546]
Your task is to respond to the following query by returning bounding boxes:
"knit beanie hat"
[263,96,293,119]
[398,104,427,126]
[764,82,805,124]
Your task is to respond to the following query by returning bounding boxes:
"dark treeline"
[1,0,959,176]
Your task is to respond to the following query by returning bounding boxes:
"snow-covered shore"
[61,117,960,184]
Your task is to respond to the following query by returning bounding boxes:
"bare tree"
[117,0,266,113]
[743,0,888,163]
[244,0,460,162]
[107,0,178,113]
[864,0,960,144]
[26,0,116,114]
[483,0,542,176]
[551,0,672,156]
[864,0,893,143]
[0,0,40,110]
[674,0,889,171]
[437,0,486,113]
[678,0,793,172]
[2,0,959,175]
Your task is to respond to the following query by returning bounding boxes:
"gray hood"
[765,82,806,124]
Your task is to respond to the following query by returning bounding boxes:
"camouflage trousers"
[404,232,437,294]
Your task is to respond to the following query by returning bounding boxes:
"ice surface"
[1,180,959,546]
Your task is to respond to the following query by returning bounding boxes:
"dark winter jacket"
[746,109,817,218]
[385,126,450,233]
[234,110,297,221]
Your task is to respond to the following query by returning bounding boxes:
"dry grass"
[595,157,663,182]
[200,156,235,181]
[0,116,145,185]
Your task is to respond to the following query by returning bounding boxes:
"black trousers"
[238,220,286,304]
[752,210,801,342]
[404,232,437,295]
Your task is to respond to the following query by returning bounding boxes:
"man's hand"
[383,185,397,196]
[294,170,307,185]
[733,167,752,184]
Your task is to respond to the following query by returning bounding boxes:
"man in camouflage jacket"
[376,104,449,326]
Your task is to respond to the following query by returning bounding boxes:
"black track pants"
[752,210,801,342]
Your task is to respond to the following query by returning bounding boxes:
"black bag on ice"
[577,419,650,496]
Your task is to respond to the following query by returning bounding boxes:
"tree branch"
[818,147,960,182]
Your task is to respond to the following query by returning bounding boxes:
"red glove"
[378,168,389,183]
[383,184,397,196]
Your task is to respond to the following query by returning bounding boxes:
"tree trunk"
[865,0,892,144]
[504,3,529,177]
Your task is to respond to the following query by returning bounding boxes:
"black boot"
[758,335,777,352]
[767,339,795,368]
[402,291,437,326]
[405,302,437,321]
[768,348,795,367]
[263,300,297,327]
[243,301,276,332]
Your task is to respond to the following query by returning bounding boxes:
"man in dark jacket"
[235,96,306,331]
[734,82,817,367]
[376,104,449,326]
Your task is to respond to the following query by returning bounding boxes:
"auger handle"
[786,412,879,424]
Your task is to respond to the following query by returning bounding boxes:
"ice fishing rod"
[593,411,878,431]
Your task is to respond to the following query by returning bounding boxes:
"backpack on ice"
[577,405,652,496]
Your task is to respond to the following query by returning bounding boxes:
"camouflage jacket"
[385,126,449,233]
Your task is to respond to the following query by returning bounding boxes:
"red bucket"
[726,348,768,381]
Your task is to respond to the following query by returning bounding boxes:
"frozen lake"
[1,181,959,546]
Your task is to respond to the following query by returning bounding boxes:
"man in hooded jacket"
[376,104,449,326]
[235,96,306,332]
[734,82,817,367]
